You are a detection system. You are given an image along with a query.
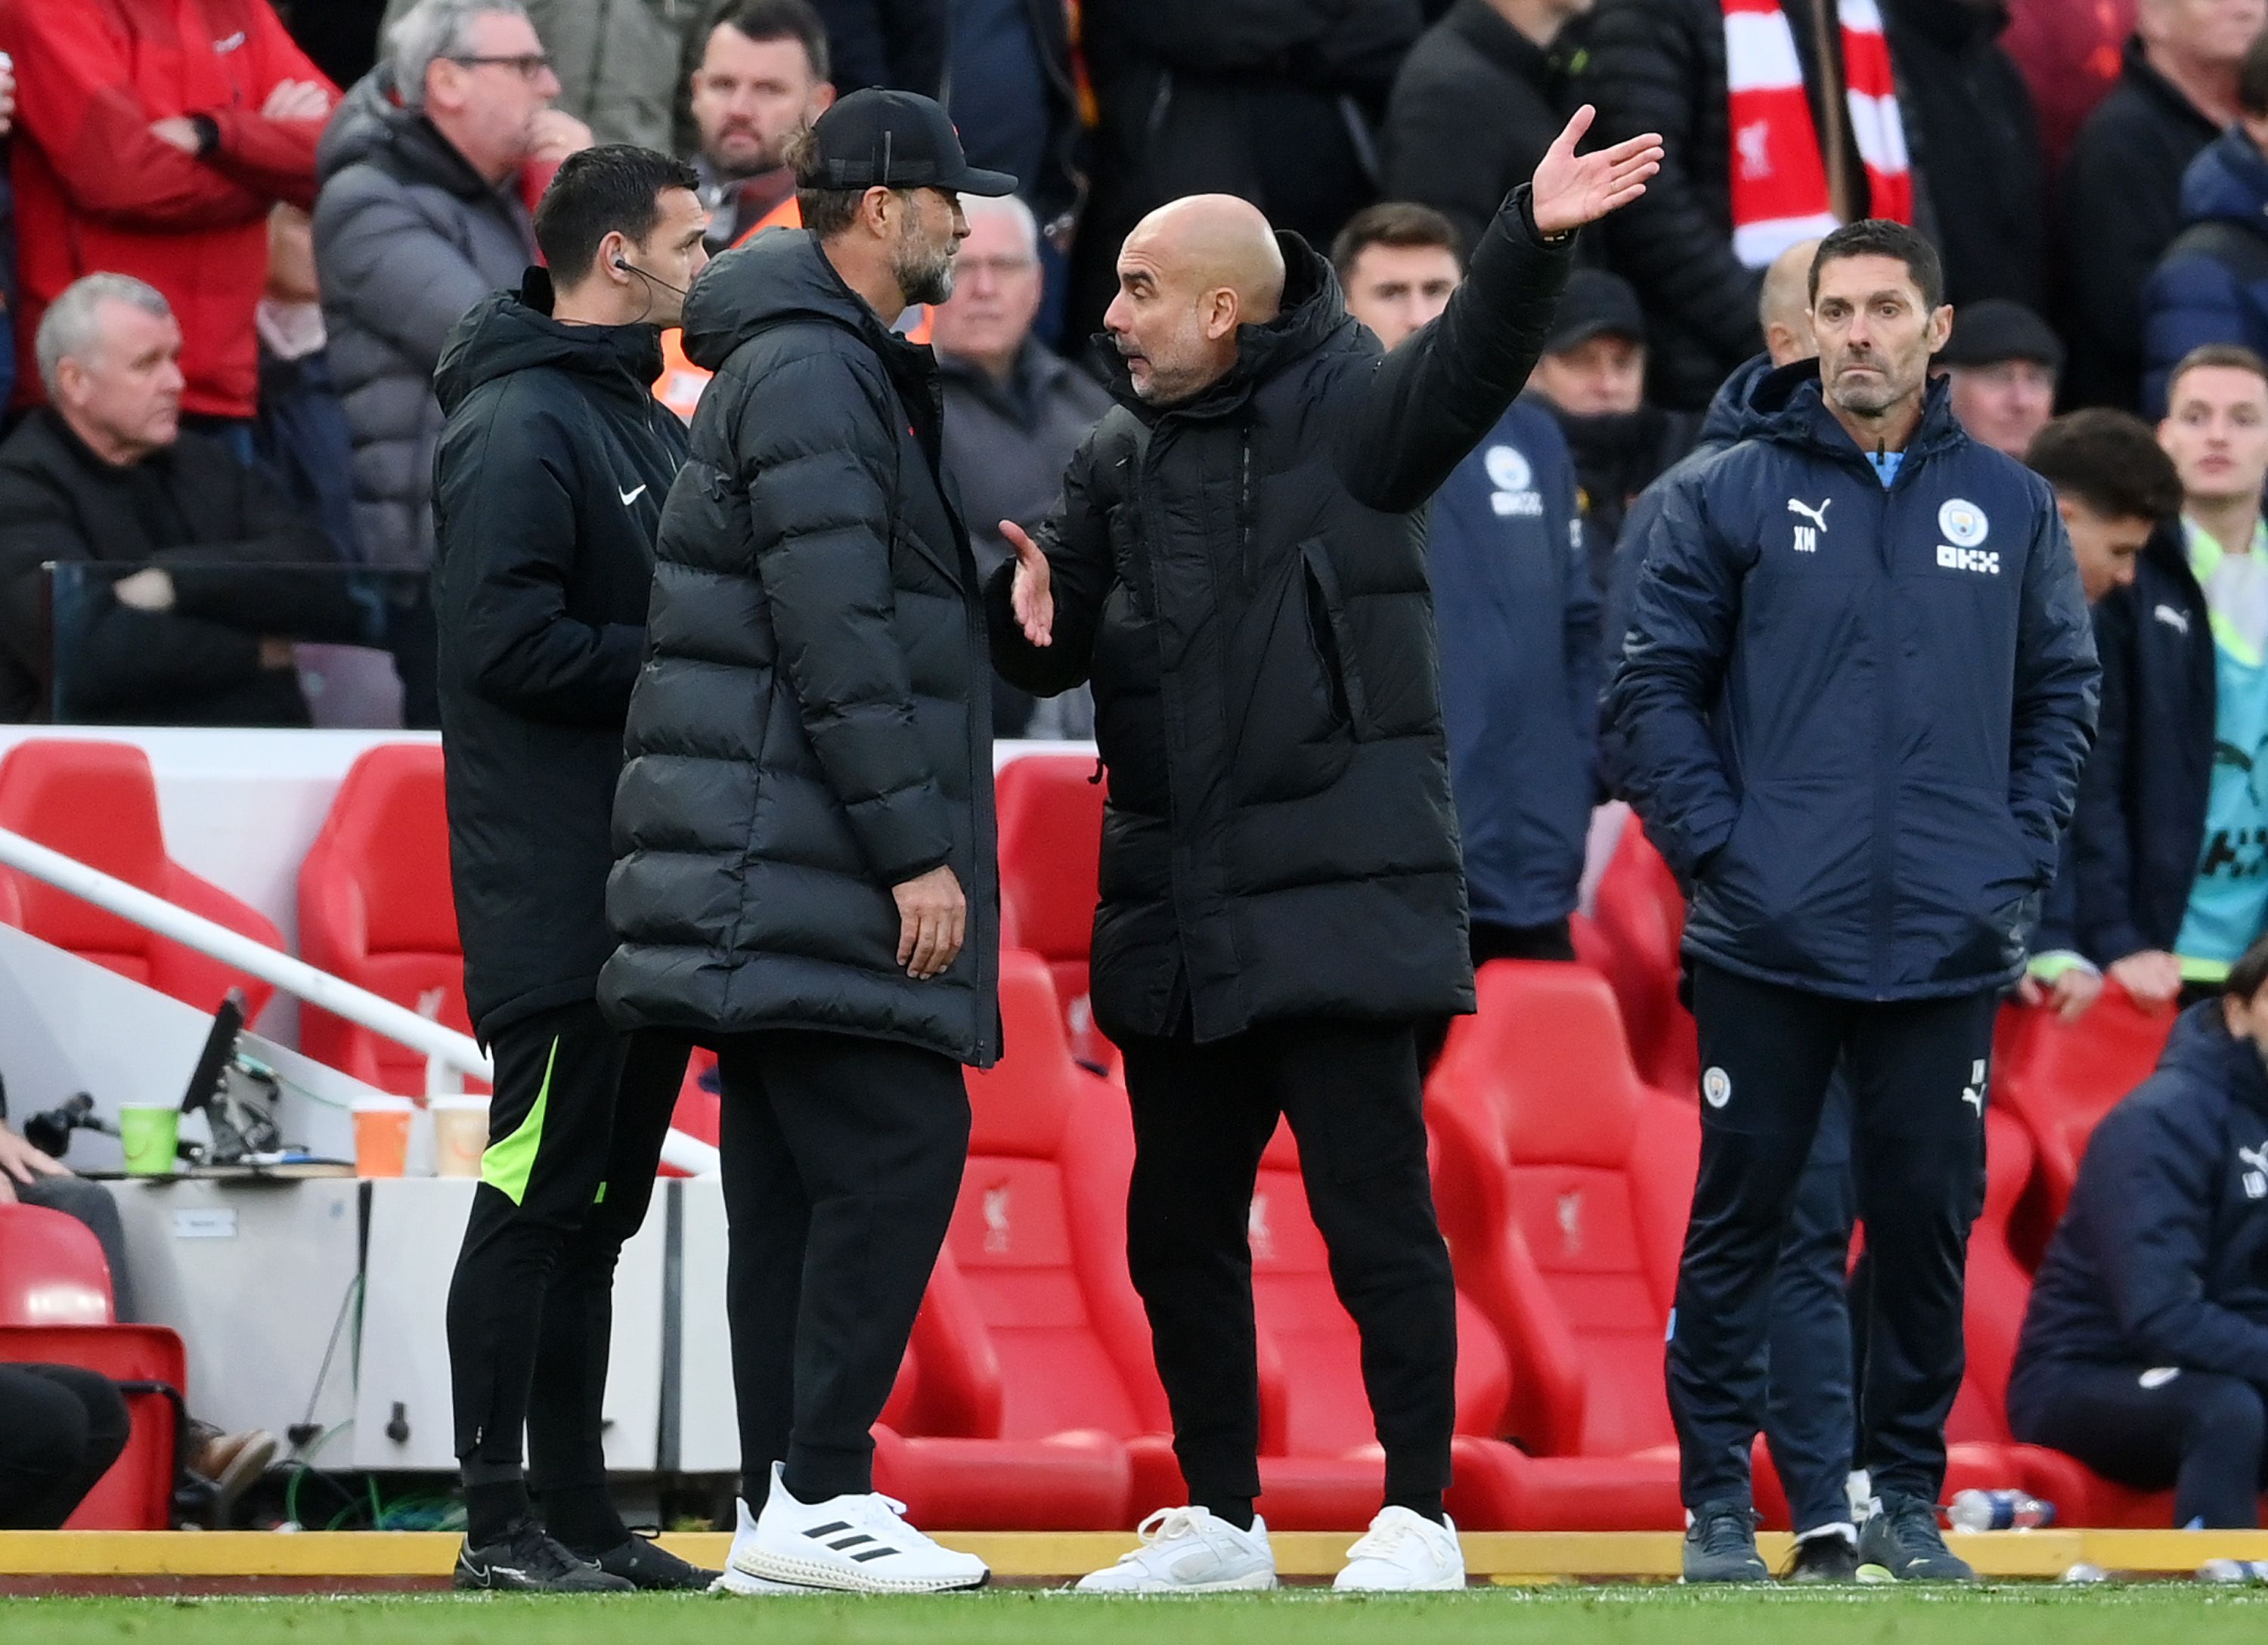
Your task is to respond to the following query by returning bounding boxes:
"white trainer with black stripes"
[728,1462,989,1594]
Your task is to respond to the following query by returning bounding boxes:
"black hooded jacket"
[602,231,1002,1067]
[990,189,1572,1043]
[432,281,689,1042]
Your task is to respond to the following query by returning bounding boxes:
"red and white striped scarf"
[1722,0,1913,268]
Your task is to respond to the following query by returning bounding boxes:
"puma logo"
[1786,497,1832,532]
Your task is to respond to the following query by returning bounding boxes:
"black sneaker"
[1856,1494,1976,1583]
[592,1532,721,1591]
[1783,1531,1860,1584]
[1682,1501,1769,1583]
[454,1519,637,1593]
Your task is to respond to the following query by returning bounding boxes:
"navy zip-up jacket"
[1431,396,1598,931]
[1606,364,2100,1000]
[2011,1004,2268,1400]
[2065,521,2218,967]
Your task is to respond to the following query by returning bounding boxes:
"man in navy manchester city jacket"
[1607,220,2099,1585]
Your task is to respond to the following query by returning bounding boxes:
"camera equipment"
[179,990,282,1166]
[22,1092,116,1161]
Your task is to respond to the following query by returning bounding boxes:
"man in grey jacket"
[314,0,590,723]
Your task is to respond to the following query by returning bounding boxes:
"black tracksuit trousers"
[1118,1018,1458,1512]
[1670,963,1994,1512]
[447,999,688,1538]
[2011,1362,2268,1529]
[1761,1080,1861,1535]
[0,1365,129,1529]
[715,1029,971,1505]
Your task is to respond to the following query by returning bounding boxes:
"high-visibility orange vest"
[654,194,934,423]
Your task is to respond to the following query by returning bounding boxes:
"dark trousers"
[1118,1018,1458,1510]
[1761,1079,1859,1534]
[1670,964,1994,1510]
[717,1029,971,1504]
[447,1000,688,1524]
[388,592,440,730]
[2011,1362,2268,1529]
[0,1364,129,1529]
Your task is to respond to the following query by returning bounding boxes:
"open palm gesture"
[1530,105,1664,237]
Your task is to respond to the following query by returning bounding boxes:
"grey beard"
[894,242,955,307]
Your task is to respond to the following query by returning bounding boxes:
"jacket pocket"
[1300,538,1371,740]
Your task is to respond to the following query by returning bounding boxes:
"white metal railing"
[0,824,720,1175]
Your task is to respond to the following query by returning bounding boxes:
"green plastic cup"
[118,1104,181,1176]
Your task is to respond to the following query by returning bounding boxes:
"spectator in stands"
[2019,410,2187,1019]
[0,1364,126,1530]
[2058,0,2263,412]
[932,194,1108,739]
[1881,0,2046,313]
[2050,345,2268,1017]
[2003,0,2132,174]
[2143,31,2268,419]
[315,0,590,727]
[1525,267,1699,590]
[1383,0,1588,261]
[1066,0,1424,338]
[1609,220,2098,1585]
[255,206,359,563]
[806,0,946,96]
[2010,932,2268,1527]
[687,1,834,252]
[1939,299,2064,461]
[943,0,1081,253]
[383,0,709,151]
[1582,0,1919,410]
[1334,203,1597,996]
[0,0,336,449]
[0,1114,277,1520]
[0,275,362,726]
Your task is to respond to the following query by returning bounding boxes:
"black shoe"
[1783,1531,1860,1584]
[1856,1495,1976,1583]
[454,1520,637,1593]
[592,1532,720,1591]
[1682,1500,1769,1583]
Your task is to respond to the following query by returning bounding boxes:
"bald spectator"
[0,276,360,725]
[931,194,1109,738]
[314,0,590,726]
[2144,30,2268,419]
[1940,299,2063,460]
[0,0,337,448]
[2059,0,2265,410]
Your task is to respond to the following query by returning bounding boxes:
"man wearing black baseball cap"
[603,88,1013,1597]
[1526,268,1700,590]
[1938,298,2065,461]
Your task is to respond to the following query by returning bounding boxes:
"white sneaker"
[1074,1506,1278,1593]
[711,1496,825,1595]
[730,1462,988,1594]
[1333,1507,1466,1592]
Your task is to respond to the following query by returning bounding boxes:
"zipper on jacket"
[1238,433,1256,590]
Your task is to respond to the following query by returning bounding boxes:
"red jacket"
[0,0,336,419]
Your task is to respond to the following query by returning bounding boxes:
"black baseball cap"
[1938,299,2065,371]
[1545,268,1647,355]
[801,88,1017,198]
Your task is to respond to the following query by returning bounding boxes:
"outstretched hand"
[1002,519,1053,648]
[1530,105,1663,237]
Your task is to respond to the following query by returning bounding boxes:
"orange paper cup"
[352,1098,414,1178]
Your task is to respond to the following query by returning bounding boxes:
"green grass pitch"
[11,1588,2268,1643]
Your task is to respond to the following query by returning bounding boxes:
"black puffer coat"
[991,191,1572,1043]
[602,230,1001,1067]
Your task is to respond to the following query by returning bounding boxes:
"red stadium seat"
[1583,820,1697,1098]
[0,1204,187,1529]
[1430,962,1696,1461]
[297,744,478,1095]
[872,950,1160,1528]
[1995,986,2174,1262]
[0,740,280,1021]
[993,754,1113,1070]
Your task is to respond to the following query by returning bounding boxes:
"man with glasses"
[932,191,1109,736]
[314,0,591,724]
